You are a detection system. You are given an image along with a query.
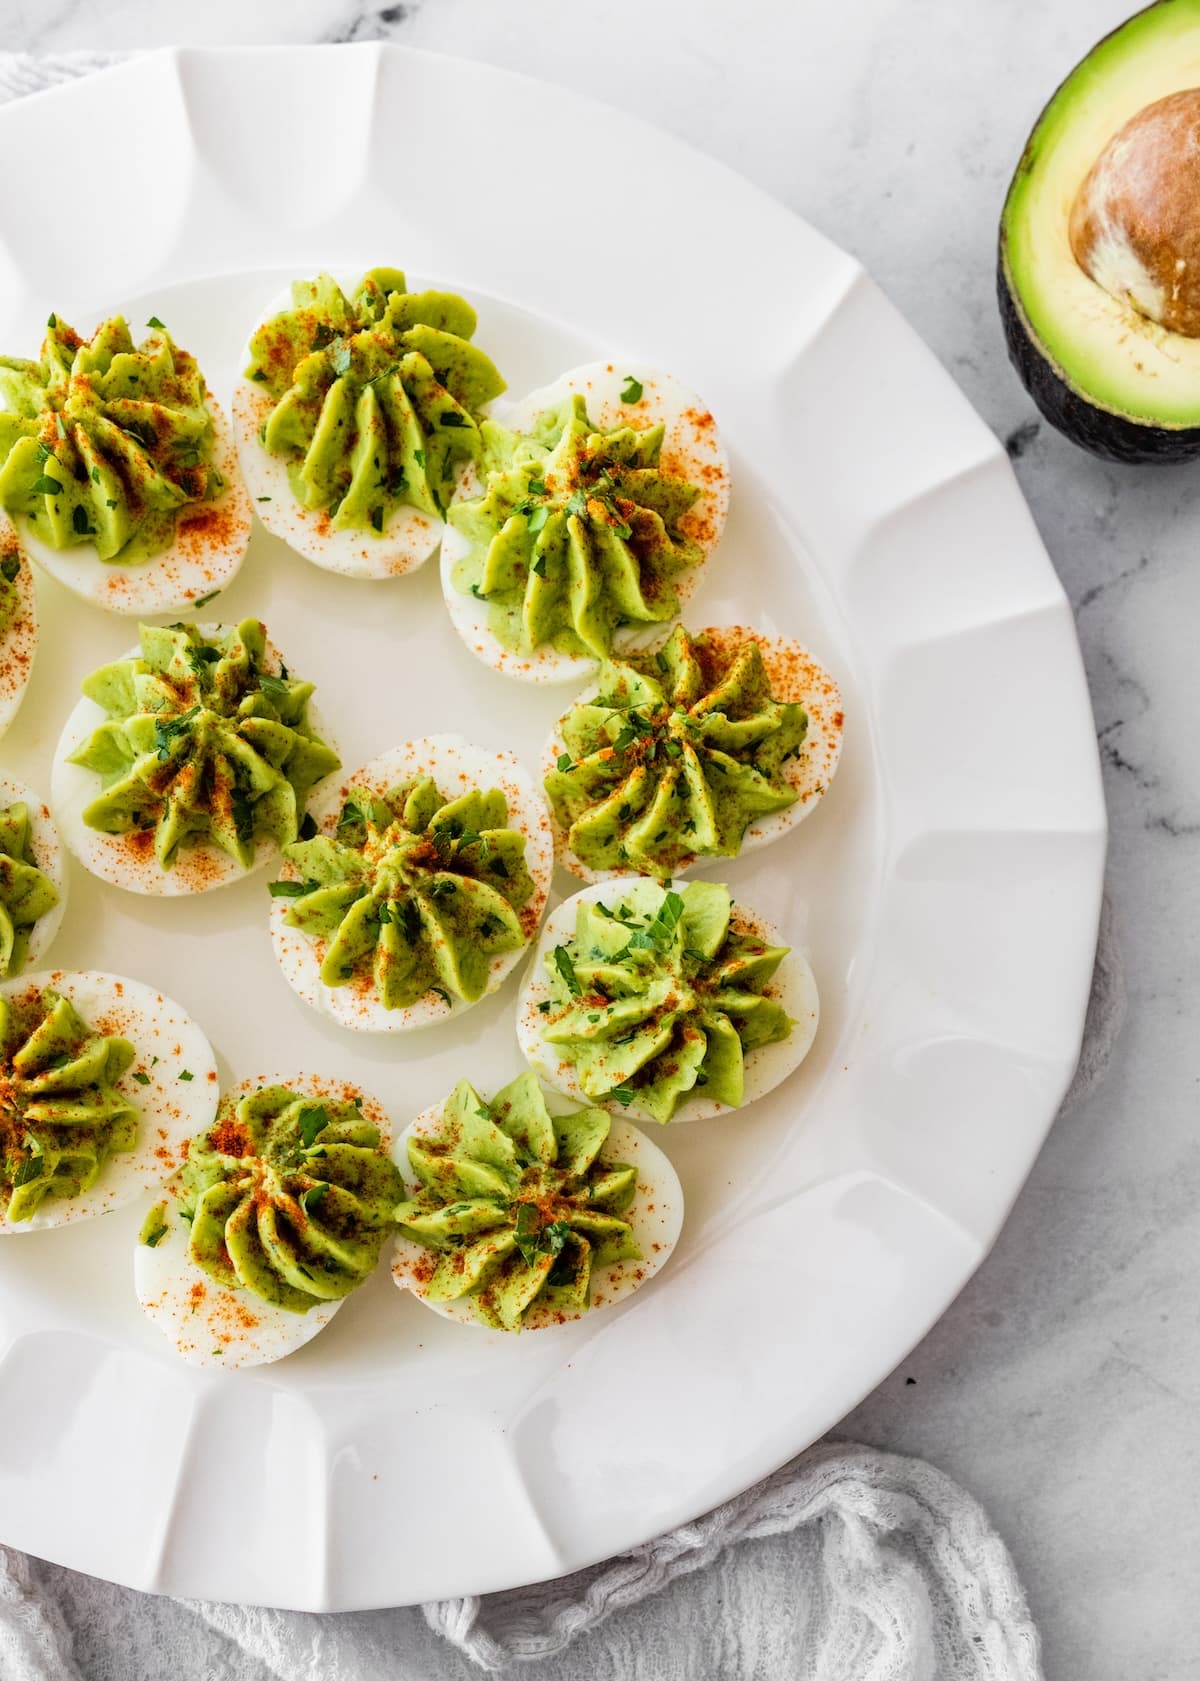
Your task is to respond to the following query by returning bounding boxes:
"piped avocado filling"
[276,778,534,1010]
[395,1072,640,1330]
[245,268,506,531]
[0,313,224,563]
[546,626,807,876]
[0,986,136,1222]
[449,394,703,659]
[68,618,340,872]
[164,1085,402,1313]
[540,879,792,1122]
[0,803,59,977]
[0,543,22,636]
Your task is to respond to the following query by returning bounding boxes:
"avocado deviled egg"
[0,778,67,977]
[232,268,506,578]
[0,970,217,1232]
[136,1074,402,1368]
[0,311,250,615]
[51,617,340,895]
[541,624,844,881]
[392,1071,682,1331]
[441,363,730,683]
[0,518,37,739]
[269,736,553,1031]
[517,878,818,1125]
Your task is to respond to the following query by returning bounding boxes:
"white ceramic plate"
[0,46,1105,1611]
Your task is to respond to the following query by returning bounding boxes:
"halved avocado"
[999,1,1200,462]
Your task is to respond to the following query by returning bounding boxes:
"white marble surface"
[5,2,1196,1677]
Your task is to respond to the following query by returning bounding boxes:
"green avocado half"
[999,0,1200,462]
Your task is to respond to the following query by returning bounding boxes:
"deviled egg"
[517,878,818,1125]
[0,777,67,977]
[541,624,845,881]
[392,1070,682,1331]
[441,362,730,684]
[52,618,340,895]
[0,970,217,1232]
[0,312,250,616]
[231,268,506,578]
[0,518,37,738]
[136,1074,401,1368]
[269,736,553,1032]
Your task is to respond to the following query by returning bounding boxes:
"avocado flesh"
[1002,0,1200,434]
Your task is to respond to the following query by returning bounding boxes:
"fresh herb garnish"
[299,812,318,841]
[30,474,62,497]
[132,1070,152,1086]
[565,488,588,518]
[552,944,582,997]
[439,410,469,428]
[147,315,166,330]
[178,1069,194,1082]
[526,503,549,535]
[72,505,96,536]
[154,705,200,760]
[12,1155,43,1187]
[621,890,685,956]
[556,753,573,772]
[620,375,644,404]
[0,553,18,584]
[370,505,384,533]
[256,672,290,703]
[268,878,317,898]
[608,1083,636,1106]
[193,590,219,608]
[297,1105,329,1149]
[299,1182,329,1216]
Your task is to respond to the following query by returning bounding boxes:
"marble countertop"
[7,2,1195,1677]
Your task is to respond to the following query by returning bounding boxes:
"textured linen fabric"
[0,47,1122,1681]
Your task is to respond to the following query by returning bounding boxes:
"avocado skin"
[997,253,1200,465]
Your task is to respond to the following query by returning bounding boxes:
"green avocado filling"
[395,1072,640,1330]
[0,803,59,977]
[245,268,506,531]
[449,394,704,659]
[0,313,224,563]
[546,626,807,876]
[0,542,22,636]
[68,618,340,872]
[171,1085,403,1313]
[277,779,534,1010]
[540,879,792,1122]
[0,986,136,1222]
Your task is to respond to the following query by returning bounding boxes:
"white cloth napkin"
[0,46,1124,1681]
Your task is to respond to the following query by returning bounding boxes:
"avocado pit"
[1069,88,1200,338]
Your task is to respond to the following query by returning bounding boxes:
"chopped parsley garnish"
[178,1069,194,1082]
[257,494,271,502]
[431,986,452,1006]
[30,474,62,497]
[531,554,547,578]
[526,503,549,535]
[299,1182,329,1216]
[621,890,684,956]
[556,753,573,772]
[268,878,317,898]
[297,1104,329,1148]
[299,812,318,841]
[536,999,552,1014]
[72,505,97,536]
[154,705,200,760]
[192,590,219,608]
[0,553,18,584]
[146,315,166,330]
[370,505,384,533]
[231,789,254,843]
[256,672,290,704]
[565,488,588,518]
[439,410,469,428]
[132,1070,152,1086]
[413,448,425,468]
[12,1155,43,1187]
[608,1083,636,1106]
[552,944,582,997]
[620,375,644,404]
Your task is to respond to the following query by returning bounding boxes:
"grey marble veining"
[5,3,1198,1678]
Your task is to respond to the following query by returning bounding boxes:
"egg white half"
[541,626,846,883]
[0,517,37,739]
[0,969,218,1234]
[18,395,251,617]
[135,1073,394,1370]
[0,776,68,971]
[391,1094,683,1330]
[441,362,731,685]
[270,735,553,1033]
[516,879,819,1125]
[51,625,339,897]
[231,284,444,580]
